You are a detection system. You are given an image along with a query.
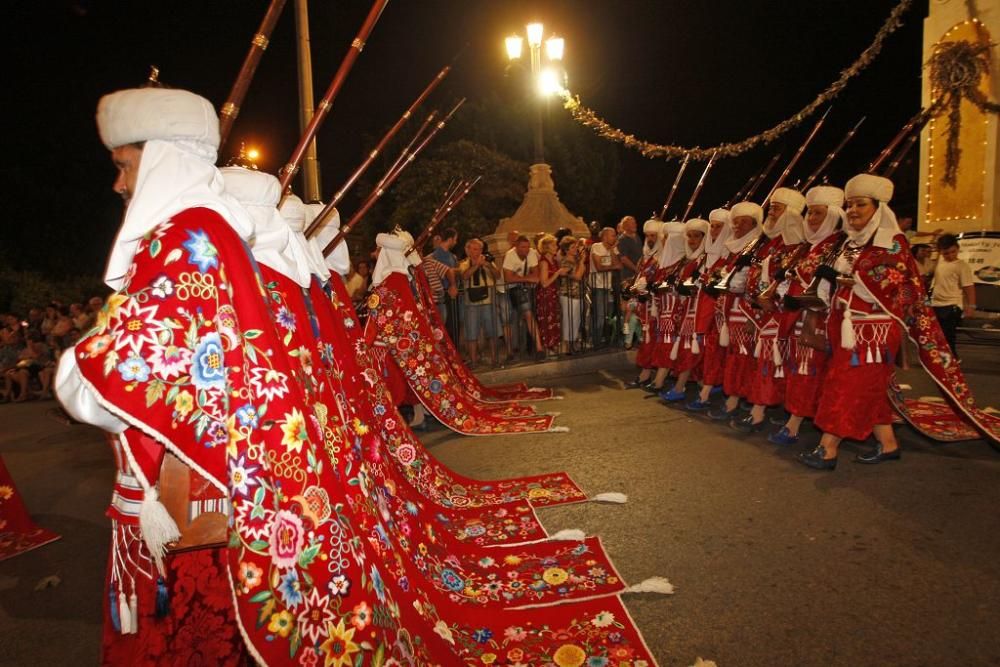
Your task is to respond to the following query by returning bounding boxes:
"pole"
[681,151,718,222]
[530,42,544,163]
[658,154,691,220]
[279,0,390,195]
[294,0,321,202]
[218,0,288,151]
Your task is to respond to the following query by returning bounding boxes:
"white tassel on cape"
[139,487,181,577]
[669,337,681,361]
[549,528,587,541]
[691,334,700,355]
[590,492,628,504]
[841,307,856,350]
[719,321,730,347]
[623,576,674,594]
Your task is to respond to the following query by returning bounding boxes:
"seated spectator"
[70,302,93,331]
[345,260,372,304]
[6,330,53,401]
[457,238,500,366]
[47,304,74,351]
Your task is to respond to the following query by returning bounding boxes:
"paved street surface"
[2,340,1000,666]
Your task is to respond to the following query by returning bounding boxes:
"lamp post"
[505,23,565,164]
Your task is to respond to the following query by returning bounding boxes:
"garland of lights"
[926,35,1000,186]
[559,0,914,161]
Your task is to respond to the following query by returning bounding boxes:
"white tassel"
[551,395,564,400]
[118,592,132,634]
[753,337,763,359]
[128,593,138,634]
[549,426,570,433]
[719,322,730,348]
[772,339,782,368]
[841,308,856,350]
[875,346,882,364]
[670,337,681,361]
[139,487,181,577]
[590,492,628,504]
[866,346,874,364]
[550,529,587,541]
[623,576,674,595]
[691,335,700,355]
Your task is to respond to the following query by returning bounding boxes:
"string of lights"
[557,0,915,162]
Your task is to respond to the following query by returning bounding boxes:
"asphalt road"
[2,340,999,666]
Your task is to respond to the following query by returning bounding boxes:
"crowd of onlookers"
[0,296,104,402]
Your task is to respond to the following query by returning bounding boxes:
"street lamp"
[505,22,567,164]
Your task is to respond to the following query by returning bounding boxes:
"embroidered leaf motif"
[297,543,320,568]
[149,239,162,258]
[145,379,165,407]
[103,349,119,377]
[289,626,301,658]
[255,597,275,629]
[164,247,183,265]
[244,329,263,340]
[249,589,272,603]
[248,539,269,552]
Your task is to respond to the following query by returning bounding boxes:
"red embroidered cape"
[0,453,60,562]
[365,273,563,435]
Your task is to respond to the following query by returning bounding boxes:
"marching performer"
[646,221,687,392]
[732,188,806,432]
[769,185,846,445]
[707,202,764,421]
[624,218,664,388]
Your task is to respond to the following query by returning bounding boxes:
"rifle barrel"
[763,107,831,205]
[681,151,718,222]
[659,154,691,220]
[800,116,866,192]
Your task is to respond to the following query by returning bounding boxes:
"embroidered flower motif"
[277,568,304,609]
[275,306,297,332]
[350,600,371,632]
[591,610,616,628]
[116,354,150,382]
[504,626,527,642]
[182,229,219,272]
[206,419,229,446]
[191,333,226,390]
[229,454,259,497]
[147,343,192,379]
[328,574,350,597]
[268,509,305,569]
[440,568,465,592]
[267,610,295,638]
[432,620,455,645]
[250,367,289,402]
[586,658,609,667]
[280,408,308,453]
[395,444,416,465]
[319,619,360,667]
[237,560,263,593]
[369,564,386,602]
[235,404,259,428]
[150,274,174,298]
[472,628,493,643]
[84,335,113,358]
[235,503,274,542]
[296,587,335,645]
[478,556,496,568]
[543,567,569,586]
[552,644,587,667]
[112,300,166,354]
[173,390,194,417]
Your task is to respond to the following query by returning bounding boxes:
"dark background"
[2,0,924,279]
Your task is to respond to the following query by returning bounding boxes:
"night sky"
[6,0,924,277]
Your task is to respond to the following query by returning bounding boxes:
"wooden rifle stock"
[304,59,456,239]
[658,154,690,220]
[279,0,390,194]
[763,107,831,206]
[681,151,718,222]
[219,0,288,150]
[800,116,866,192]
[322,98,465,256]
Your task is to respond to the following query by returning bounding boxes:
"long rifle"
[658,154,690,220]
[725,170,760,209]
[304,60,456,239]
[681,151,718,222]
[323,98,466,256]
[279,0,390,194]
[743,152,782,202]
[376,110,438,192]
[762,107,831,205]
[408,176,482,257]
[883,130,920,178]
[800,116,866,191]
[868,108,928,173]
[219,0,288,150]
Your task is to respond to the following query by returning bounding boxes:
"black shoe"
[855,444,901,464]
[797,446,837,471]
[708,407,738,422]
[642,383,662,394]
[624,378,648,389]
[730,415,766,433]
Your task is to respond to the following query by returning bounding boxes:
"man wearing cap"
[732,188,806,432]
[769,186,846,446]
[707,202,763,421]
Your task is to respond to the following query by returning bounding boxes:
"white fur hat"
[770,187,806,213]
[730,201,764,224]
[708,208,731,224]
[845,174,894,203]
[805,185,845,208]
[684,218,710,235]
[643,219,663,235]
[97,88,219,156]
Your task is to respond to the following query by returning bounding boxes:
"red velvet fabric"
[536,255,562,350]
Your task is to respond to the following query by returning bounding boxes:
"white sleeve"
[55,349,128,433]
[728,267,748,293]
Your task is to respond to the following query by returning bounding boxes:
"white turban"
[310,205,351,277]
[730,201,764,225]
[683,218,710,259]
[643,218,663,235]
[372,231,418,287]
[763,209,805,245]
[844,174,900,248]
[642,220,664,259]
[705,210,734,267]
[279,195,331,283]
[97,88,254,290]
[803,186,846,245]
[656,221,687,268]
[221,167,312,288]
[770,187,806,214]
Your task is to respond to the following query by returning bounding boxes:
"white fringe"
[552,395,564,400]
[841,308,856,350]
[670,337,681,361]
[548,426,570,433]
[623,576,675,595]
[139,488,181,577]
[691,335,700,355]
[549,528,587,541]
[590,492,628,504]
[719,321,730,347]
